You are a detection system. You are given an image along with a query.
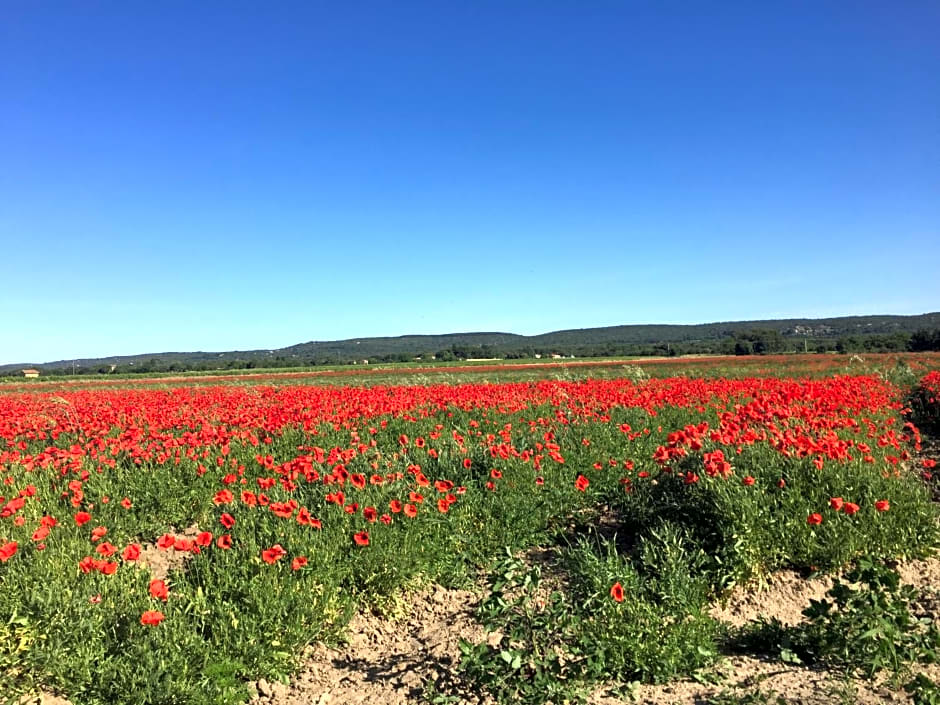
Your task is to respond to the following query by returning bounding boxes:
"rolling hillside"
[3,312,939,374]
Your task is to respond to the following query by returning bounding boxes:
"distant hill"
[3,312,939,375]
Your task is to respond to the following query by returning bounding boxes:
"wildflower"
[140,610,165,626]
[96,542,117,557]
[149,579,169,601]
[610,582,624,603]
[0,541,17,562]
[807,513,823,525]
[156,534,175,550]
[261,544,287,564]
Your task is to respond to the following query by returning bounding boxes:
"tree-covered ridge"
[3,313,940,376]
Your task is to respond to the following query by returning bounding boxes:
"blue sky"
[1,1,938,364]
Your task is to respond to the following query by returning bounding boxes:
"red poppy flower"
[32,526,50,542]
[173,538,195,552]
[120,497,133,510]
[0,541,17,562]
[216,534,232,550]
[830,497,844,512]
[195,531,212,547]
[122,544,141,561]
[261,544,287,564]
[96,542,117,557]
[403,503,417,518]
[807,513,823,525]
[213,489,234,505]
[575,475,590,492]
[610,582,624,603]
[219,513,235,529]
[74,512,92,526]
[140,610,165,626]
[843,502,860,516]
[874,499,890,512]
[291,556,308,571]
[742,476,755,486]
[353,531,370,546]
[149,579,169,601]
[156,534,175,550]
[90,526,107,542]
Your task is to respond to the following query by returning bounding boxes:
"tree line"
[6,328,940,378]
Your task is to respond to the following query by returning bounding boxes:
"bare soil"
[249,584,489,705]
[135,524,202,581]
[248,557,940,705]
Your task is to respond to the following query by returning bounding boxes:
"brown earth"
[248,584,490,705]
[133,523,203,581]
[247,557,940,705]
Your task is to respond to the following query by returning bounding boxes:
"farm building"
[21,369,40,378]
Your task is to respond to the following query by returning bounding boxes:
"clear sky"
[1,2,938,364]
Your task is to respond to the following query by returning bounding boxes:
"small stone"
[256,679,273,698]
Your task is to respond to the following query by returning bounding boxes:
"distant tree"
[909,329,940,352]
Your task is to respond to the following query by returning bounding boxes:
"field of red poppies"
[2,362,939,704]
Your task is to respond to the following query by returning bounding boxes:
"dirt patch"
[710,571,835,629]
[897,557,940,595]
[599,656,932,704]
[628,557,940,704]
[713,556,940,630]
[14,690,73,705]
[135,524,202,581]
[249,584,488,705]
[249,558,940,705]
